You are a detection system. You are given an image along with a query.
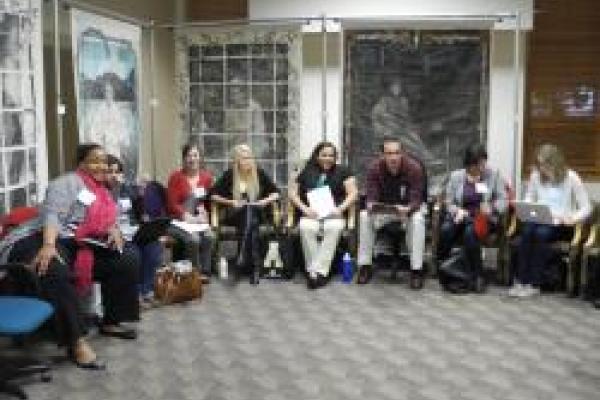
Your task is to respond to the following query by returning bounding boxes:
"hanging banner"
[71,9,141,181]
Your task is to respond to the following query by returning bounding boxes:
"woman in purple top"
[438,143,508,293]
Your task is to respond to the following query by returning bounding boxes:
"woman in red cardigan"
[166,141,215,278]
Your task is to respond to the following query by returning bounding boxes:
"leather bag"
[154,265,202,304]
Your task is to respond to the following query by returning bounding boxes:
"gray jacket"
[41,172,91,236]
[444,168,508,216]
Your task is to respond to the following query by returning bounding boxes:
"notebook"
[132,217,172,245]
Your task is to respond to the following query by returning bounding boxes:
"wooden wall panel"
[525,0,600,179]
[186,0,247,21]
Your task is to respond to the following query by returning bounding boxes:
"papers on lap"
[171,220,210,233]
[370,203,398,214]
[306,186,337,219]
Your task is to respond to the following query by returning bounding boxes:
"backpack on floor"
[438,250,472,293]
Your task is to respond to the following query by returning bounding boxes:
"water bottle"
[219,257,229,280]
[341,252,354,283]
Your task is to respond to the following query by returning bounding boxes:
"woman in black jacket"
[211,144,279,284]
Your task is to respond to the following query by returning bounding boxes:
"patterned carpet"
[5,276,600,400]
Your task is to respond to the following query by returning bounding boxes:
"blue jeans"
[516,222,572,286]
[136,241,163,296]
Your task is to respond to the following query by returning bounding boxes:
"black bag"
[261,238,295,280]
[584,254,600,300]
[438,250,472,293]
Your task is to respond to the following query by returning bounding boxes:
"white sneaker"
[508,283,525,297]
[522,284,540,297]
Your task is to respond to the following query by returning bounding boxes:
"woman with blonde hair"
[509,143,591,297]
[211,144,279,284]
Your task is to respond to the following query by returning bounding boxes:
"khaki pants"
[357,208,425,271]
[298,217,345,276]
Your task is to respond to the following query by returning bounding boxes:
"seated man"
[357,136,426,289]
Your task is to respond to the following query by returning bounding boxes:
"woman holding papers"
[166,141,215,280]
[289,141,358,289]
[211,144,280,284]
[1,143,140,369]
[509,144,591,298]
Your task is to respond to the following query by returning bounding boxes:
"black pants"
[228,205,263,270]
[438,219,497,282]
[8,233,140,344]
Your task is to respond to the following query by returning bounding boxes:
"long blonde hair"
[536,143,567,184]
[232,144,259,201]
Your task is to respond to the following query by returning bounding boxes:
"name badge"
[475,182,489,194]
[118,198,132,212]
[77,189,96,206]
[194,187,206,199]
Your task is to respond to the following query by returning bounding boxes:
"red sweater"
[166,169,214,220]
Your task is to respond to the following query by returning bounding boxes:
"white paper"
[171,220,210,233]
[475,182,489,194]
[306,186,336,219]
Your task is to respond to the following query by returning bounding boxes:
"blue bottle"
[341,252,354,283]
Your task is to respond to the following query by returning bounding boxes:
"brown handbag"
[154,265,203,304]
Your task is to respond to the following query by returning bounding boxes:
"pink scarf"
[73,169,118,296]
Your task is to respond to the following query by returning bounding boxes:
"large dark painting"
[344,31,488,191]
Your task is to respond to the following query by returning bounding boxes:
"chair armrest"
[346,204,356,230]
[571,222,584,247]
[506,213,518,237]
[286,198,295,229]
[271,200,281,229]
[584,224,599,249]
[210,202,220,229]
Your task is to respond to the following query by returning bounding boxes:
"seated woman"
[106,155,163,309]
[0,143,140,369]
[211,144,279,284]
[166,142,214,279]
[289,141,358,289]
[509,143,591,297]
[438,143,508,293]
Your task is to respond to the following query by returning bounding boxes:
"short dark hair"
[463,143,488,168]
[106,154,123,172]
[181,140,202,160]
[381,135,402,152]
[76,143,103,165]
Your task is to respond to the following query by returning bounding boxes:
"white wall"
[487,30,526,194]
[300,33,343,160]
[250,0,533,30]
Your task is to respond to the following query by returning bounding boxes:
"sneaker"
[508,283,525,297]
[522,284,540,297]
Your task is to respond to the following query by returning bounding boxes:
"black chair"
[211,199,282,280]
[580,202,600,299]
[0,264,54,399]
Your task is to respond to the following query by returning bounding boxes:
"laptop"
[514,201,554,225]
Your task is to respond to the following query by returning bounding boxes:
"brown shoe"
[409,271,424,290]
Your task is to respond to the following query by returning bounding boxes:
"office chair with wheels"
[0,277,54,399]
